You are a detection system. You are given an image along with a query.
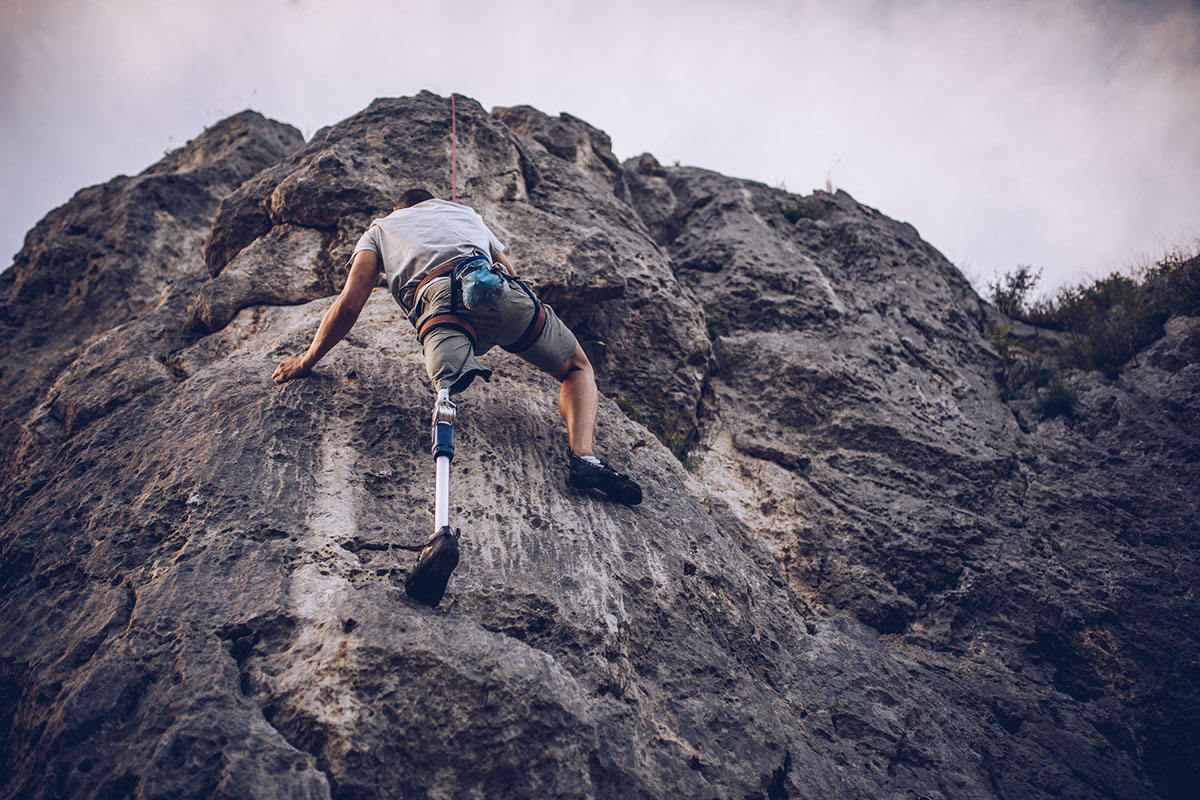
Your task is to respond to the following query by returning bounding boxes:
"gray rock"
[0,110,303,424]
[1,94,1195,800]
[625,159,1198,800]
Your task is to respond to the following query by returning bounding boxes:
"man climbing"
[272,189,642,604]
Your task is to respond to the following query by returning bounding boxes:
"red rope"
[450,94,457,203]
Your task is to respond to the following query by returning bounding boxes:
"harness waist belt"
[414,260,461,301]
[415,251,493,300]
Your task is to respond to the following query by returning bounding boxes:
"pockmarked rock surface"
[1,93,1196,799]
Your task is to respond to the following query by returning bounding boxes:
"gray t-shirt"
[353,199,505,309]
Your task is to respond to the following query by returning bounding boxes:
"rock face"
[0,93,1196,800]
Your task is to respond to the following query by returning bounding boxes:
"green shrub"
[702,302,730,340]
[161,340,188,381]
[999,244,1199,378]
[1022,247,1199,376]
[1151,246,1200,313]
[1034,376,1078,419]
[781,198,824,224]
[985,246,1197,419]
[598,663,630,698]
[988,265,1042,318]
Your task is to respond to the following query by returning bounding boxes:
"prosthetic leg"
[404,388,461,607]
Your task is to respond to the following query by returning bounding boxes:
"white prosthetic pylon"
[431,387,456,529]
[403,387,461,607]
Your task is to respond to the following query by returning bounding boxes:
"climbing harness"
[413,261,547,354]
[412,253,492,347]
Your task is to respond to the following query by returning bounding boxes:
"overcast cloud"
[2,0,1198,296]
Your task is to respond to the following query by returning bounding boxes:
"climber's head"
[394,188,434,211]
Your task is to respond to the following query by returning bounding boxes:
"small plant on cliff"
[988,265,1042,318]
[598,663,630,698]
[161,340,188,381]
[702,303,731,340]
[1033,375,1078,419]
[780,198,824,224]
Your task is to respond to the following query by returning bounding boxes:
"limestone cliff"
[1,93,1195,800]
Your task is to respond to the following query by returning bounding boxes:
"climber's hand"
[273,357,313,384]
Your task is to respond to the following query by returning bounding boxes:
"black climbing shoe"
[568,454,643,505]
[404,526,460,607]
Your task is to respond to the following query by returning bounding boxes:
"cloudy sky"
[3,0,1198,297]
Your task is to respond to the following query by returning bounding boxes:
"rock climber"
[272,189,642,602]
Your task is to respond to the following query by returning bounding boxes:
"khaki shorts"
[410,275,579,394]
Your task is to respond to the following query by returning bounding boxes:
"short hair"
[396,188,434,209]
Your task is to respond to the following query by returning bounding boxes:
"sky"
[2,0,1198,298]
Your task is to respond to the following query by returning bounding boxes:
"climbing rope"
[450,93,457,202]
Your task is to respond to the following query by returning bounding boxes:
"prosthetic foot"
[405,526,460,607]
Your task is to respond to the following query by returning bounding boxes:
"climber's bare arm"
[273,250,378,384]
[495,250,517,277]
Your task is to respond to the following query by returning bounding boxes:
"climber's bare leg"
[550,345,597,458]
